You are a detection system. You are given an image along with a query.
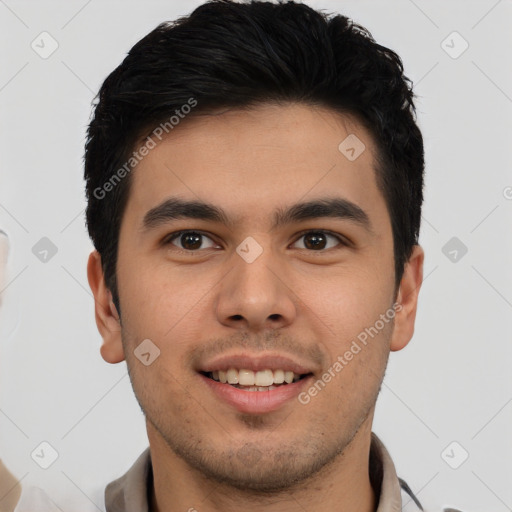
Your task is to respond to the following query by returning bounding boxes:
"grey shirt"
[105,432,424,512]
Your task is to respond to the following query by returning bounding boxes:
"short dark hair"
[84,0,424,317]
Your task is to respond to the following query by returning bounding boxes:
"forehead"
[123,103,387,231]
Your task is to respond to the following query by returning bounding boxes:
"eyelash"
[162,229,350,253]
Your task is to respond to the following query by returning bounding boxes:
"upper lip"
[198,352,316,375]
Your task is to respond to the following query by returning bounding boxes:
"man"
[85,1,430,510]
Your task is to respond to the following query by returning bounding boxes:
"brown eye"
[292,231,345,251]
[166,231,217,251]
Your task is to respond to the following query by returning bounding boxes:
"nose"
[215,241,297,332]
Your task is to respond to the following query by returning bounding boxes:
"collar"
[104,432,423,512]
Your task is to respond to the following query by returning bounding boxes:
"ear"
[390,245,424,352]
[87,250,125,363]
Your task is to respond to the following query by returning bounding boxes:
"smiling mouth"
[201,368,312,391]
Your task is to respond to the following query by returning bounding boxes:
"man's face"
[94,103,418,491]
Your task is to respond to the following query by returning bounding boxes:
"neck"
[148,420,377,512]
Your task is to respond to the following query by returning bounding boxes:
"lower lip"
[200,374,312,414]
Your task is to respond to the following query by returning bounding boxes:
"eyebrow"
[142,197,372,233]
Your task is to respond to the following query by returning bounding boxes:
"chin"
[170,437,343,494]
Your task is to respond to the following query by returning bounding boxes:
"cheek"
[127,358,194,422]
[302,274,395,391]
[308,264,394,331]
[118,261,220,351]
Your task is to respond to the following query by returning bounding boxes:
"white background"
[0,1,511,511]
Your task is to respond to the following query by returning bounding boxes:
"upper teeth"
[211,369,301,386]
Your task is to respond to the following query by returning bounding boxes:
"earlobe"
[390,245,424,352]
[100,337,125,364]
[87,250,125,364]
